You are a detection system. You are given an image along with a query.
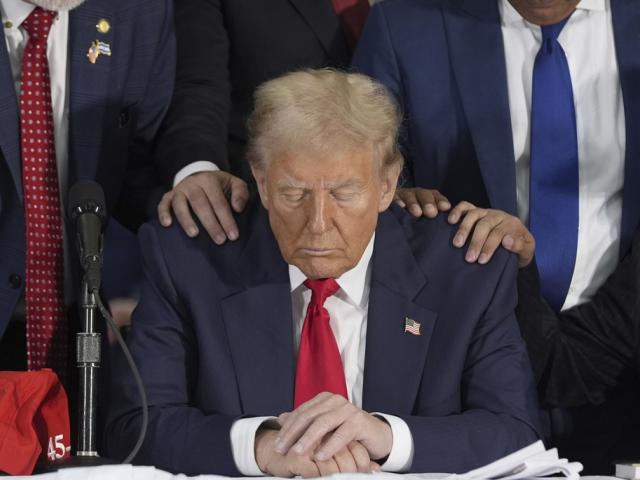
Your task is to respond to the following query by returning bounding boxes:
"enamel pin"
[87,40,112,64]
[404,317,421,336]
[96,18,110,34]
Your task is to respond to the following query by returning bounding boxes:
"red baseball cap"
[0,369,71,475]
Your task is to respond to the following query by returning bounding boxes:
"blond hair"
[246,69,403,171]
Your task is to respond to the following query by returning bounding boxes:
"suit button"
[8,274,22,289]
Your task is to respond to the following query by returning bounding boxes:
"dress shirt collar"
[500,0,605,26]
[0,0,37,30]
[289,234,375,308]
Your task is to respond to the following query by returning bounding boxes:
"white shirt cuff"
[373,413,414,472]
[229,416,275,476]
[172,161,219,187]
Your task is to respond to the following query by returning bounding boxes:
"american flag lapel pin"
[87,39,112,64]
[404,317,421,336]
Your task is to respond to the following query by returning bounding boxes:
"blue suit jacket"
[105,201,540,475]
[352,0,640,259]
[0,0,175,336]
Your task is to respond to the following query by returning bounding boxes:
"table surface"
[10,464,624,480]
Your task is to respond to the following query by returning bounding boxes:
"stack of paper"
[456,440,583,480]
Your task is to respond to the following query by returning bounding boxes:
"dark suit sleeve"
[110,0,176,229]
[516,231,640,408]
[401,255,541,473]
[154,0,231,187]
[104,224,240,476]
[351,4,414,186]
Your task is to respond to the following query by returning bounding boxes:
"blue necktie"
[529,15,578,312]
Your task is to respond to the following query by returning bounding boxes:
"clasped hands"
[255,392,392,477]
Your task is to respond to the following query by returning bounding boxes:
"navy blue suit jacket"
[0,0,175,336]
[352,0,640,259]
[105,201,540,475]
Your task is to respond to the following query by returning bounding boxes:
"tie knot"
[304,278,340,307]
[22,8,57,43]
[540,14,572,44]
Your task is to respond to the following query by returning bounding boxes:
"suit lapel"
[288,0,350,63]
[67,0,114,185]
[0,29,22,201]
[362,211,437,414]
[221,208,295,415]
[443,0,517,214]
[612,0,640,255]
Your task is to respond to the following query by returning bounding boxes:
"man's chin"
[293,255,350,280]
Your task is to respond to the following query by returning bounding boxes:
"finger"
[370,461,382,473]
[295,458,321,479]
[157,192,174,227]
[172,191,200,237]
[277,411,291,426]
[203,184,239,242]
[396,189,422,217]
[184,187,227,244]
[452,208,487,248]
[275,393,341,454]
[433,190,452,212]
[332,446,357,473]
[502,233,523,254]
[229,177,250,213]
[314,420,357,461]
[414,189,439,218]
[292,406,352,456]
[476,221,508,265]
[503,233,535,267]
[393,195,407,208]
[448,200,477,225]
[348,442,371,473]
[315,457,340,477]
[278,392,332,433]
[465,215,500,263]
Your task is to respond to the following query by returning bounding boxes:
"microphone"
[68,180,107,293]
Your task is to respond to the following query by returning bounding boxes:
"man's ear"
[251,165,269,210]
[378,162,402,212]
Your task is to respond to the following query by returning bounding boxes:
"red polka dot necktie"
[331,0,370,51]
[294,279,348,408]
[20,8,67,379]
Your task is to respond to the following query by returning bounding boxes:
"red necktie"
[331,0,370,50]
[20,8,67,379]
[294,279,348,408]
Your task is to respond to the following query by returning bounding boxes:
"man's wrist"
[255,422,280,474]
[172,161,220,187]
[372,413,414,472]
[229,416,276,476]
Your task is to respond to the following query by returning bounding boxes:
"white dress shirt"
[230,235,414,475]
[499,0,625,310]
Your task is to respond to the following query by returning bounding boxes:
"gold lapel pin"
[96,18,110,34]
[86,39,112,64]
[404,317,422,336]
[3,21,13,29]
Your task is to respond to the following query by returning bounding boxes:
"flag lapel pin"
[404,317,421,336]
[87,40,112,64]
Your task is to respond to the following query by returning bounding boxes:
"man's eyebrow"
[275,178,308,189]
[327,178,367,190]
[274,178,367,190]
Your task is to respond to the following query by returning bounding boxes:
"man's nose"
[307,192,331,235]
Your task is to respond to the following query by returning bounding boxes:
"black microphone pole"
[68,180,106,458]
[38,180,148,472]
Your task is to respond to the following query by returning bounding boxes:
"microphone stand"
[76,280,101,457]
[34,280,116,472]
